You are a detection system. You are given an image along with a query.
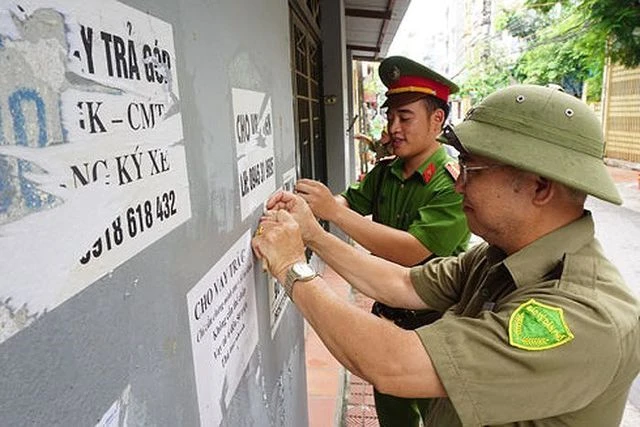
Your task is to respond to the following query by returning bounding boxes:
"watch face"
[292,262,315,278]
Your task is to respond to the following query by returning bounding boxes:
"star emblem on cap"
[390,65,401,82]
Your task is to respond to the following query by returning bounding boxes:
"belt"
[372,301,443,330]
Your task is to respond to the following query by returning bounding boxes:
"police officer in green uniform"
[253,84,640,426]
[295,56,468,268]
[294,56,470,426]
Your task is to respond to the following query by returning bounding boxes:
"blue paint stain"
[9,88,49,209]
[0,157,11,214]
[10,88,48,147]
[0,36,4,49]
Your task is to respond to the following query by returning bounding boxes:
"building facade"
[0,0,407,425]
[602,63,640,163]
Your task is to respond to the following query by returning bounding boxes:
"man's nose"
[388,117,400,134]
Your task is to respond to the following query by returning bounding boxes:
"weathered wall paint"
[0,0,308,425]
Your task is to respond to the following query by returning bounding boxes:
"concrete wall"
[321,0,352,241]
[0,0,310,425]
[321,0,350,196]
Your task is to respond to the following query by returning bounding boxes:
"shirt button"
[400,184,404,189]
[481,288,489,298]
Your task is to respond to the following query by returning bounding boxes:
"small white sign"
[186,231,259,427]
[232,88,276,220]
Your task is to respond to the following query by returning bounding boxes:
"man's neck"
[498,208,585,255]
[402,141,440,177]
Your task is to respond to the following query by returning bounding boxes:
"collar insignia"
[422,163,436,184]
[509,299,574,351]
[444,162,460,181]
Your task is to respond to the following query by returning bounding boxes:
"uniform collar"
[499,211,595,288]
[389,146,447,184]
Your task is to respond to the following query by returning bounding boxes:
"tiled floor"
[343,290,379,427]
[305,264,380,427]
[305,265,352,427]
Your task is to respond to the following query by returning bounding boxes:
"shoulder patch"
[508,299,574,351]
[444,161,460,181]
[422,163,436,183]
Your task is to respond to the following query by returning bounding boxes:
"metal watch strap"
[284,263,317,300]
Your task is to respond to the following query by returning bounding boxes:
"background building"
[602,63,640,163]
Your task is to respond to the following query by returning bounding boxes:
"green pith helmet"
[449,84,622,205]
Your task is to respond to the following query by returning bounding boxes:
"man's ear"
[531,176,555,206]
[431,108,445,129]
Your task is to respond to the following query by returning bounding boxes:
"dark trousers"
[371,302,442,427]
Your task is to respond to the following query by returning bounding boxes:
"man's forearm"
[280,274,445,398]
[307,229,428,310]
[329,206,431,266]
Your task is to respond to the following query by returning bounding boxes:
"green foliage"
[460,48,515,104]
[362,71,385,95]
[512,5,606,99]
[526,0,640,67]
[461,0,639,104]
[584,0,640,67]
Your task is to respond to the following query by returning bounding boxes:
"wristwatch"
[283,262,317,300]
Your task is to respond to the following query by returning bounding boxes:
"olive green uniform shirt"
[410,213,640,426]
[342,146,469,257]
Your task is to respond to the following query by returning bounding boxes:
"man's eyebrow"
[388,108,415,117]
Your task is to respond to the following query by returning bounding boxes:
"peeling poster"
[0,0,191,344]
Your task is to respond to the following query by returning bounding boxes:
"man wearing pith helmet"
[293,55,470,426]
[253,83,640,426]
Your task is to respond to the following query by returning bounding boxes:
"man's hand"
[252,210,306,281]
[295,179,340,221]
[354,133,374,147]
[265,191,325,244]
[372,130,394,160]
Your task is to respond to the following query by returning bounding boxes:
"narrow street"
[587,167,640,425]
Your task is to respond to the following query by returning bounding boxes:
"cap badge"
[390,65,401,82]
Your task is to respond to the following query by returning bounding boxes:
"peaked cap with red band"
[379,56,459,109]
